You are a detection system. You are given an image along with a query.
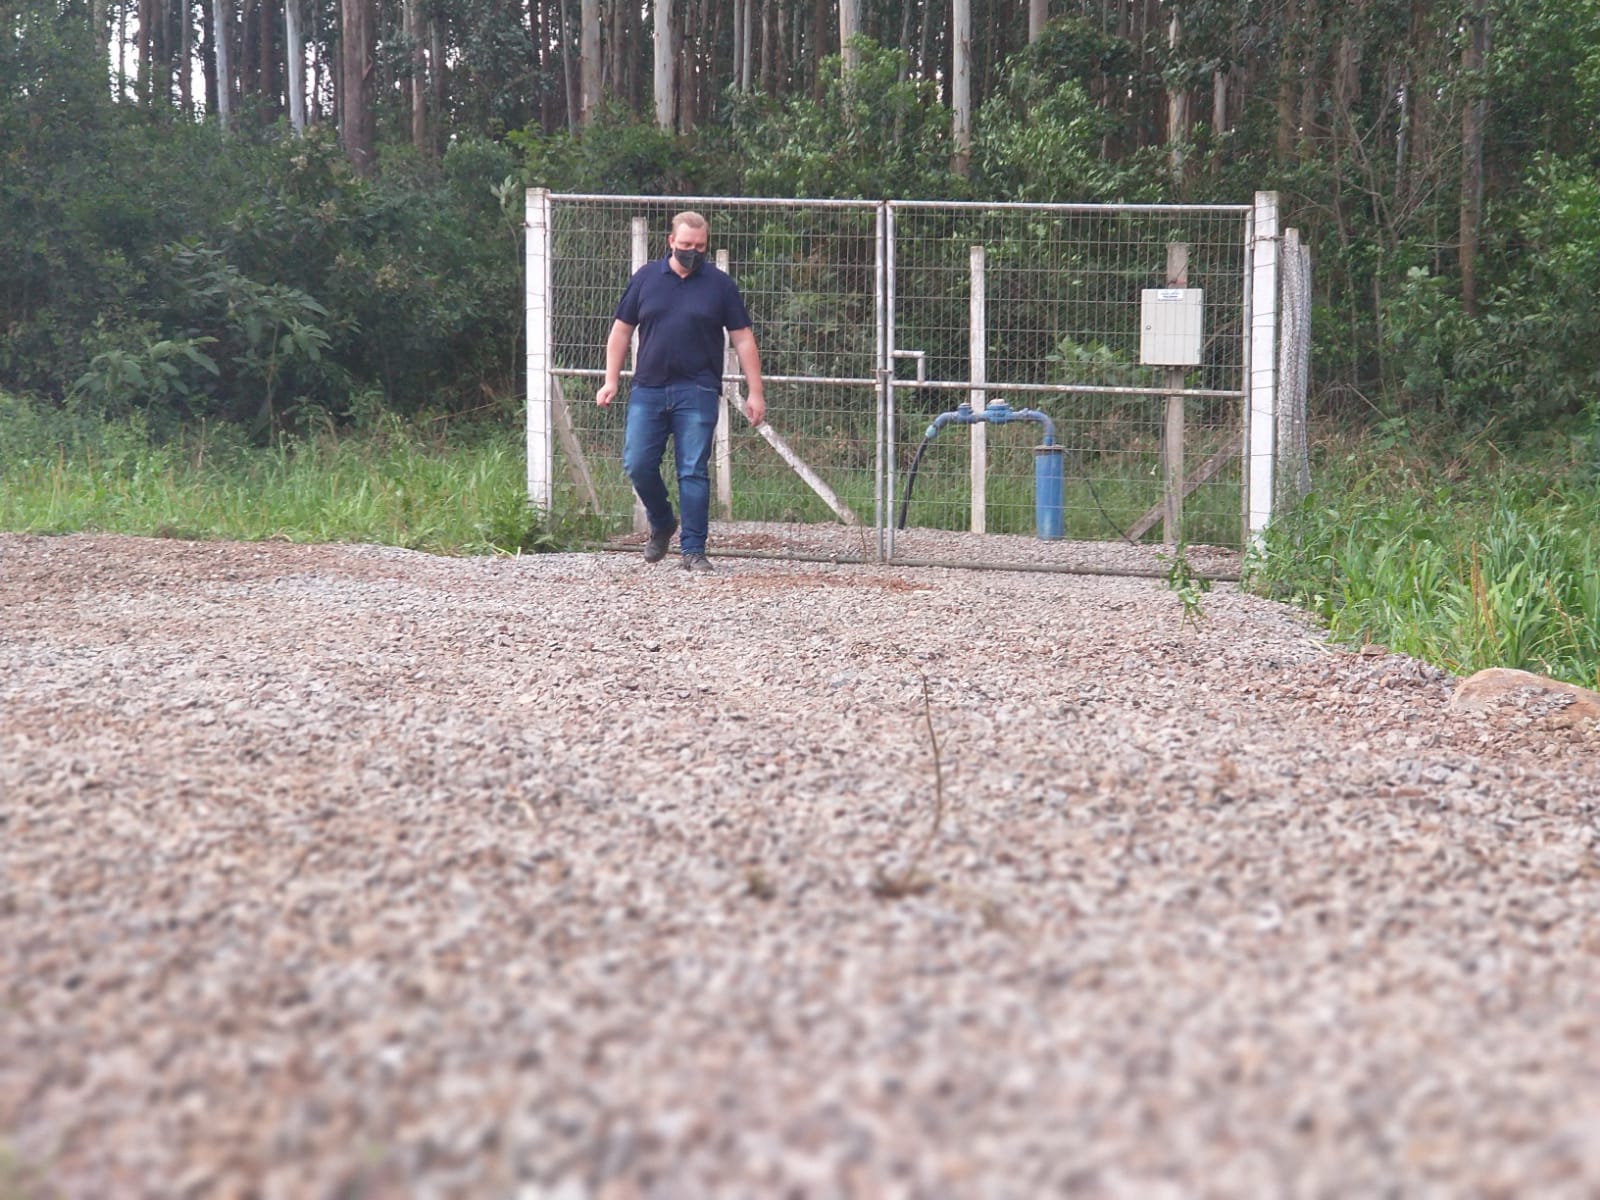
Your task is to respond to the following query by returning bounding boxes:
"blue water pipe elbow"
[923,399,1055,445]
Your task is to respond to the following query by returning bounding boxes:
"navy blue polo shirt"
[613,256,752,391]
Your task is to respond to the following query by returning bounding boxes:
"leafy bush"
[1380,156,1600,428]
[730,40,963,200]
[973,20,1152,204]
[511,104,736,195]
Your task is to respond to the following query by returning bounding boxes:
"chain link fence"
[528,192,1274,571]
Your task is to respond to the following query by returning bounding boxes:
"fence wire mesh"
[885,202,1249,560]
[533,194,1259,570]
[544,196,882,561]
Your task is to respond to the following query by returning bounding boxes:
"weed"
[1160,541,1213,629]
[871,673,947,900]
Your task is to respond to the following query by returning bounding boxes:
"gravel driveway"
[3,532,1598,1199]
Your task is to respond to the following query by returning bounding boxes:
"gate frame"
[526,189,1284,562]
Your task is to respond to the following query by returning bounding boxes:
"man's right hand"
[596,380,618,407]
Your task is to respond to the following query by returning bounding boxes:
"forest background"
[3,0,1599,684]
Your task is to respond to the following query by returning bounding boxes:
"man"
[595,211,766,573]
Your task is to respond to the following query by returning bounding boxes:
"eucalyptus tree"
[339,0,374,171]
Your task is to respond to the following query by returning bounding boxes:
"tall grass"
[7,393,1598,689]
[1248,421,1600,689]
[0,394,564,555]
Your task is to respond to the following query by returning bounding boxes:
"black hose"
[896,432,935,530]
[897,422,1139,544]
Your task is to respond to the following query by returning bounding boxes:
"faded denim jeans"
[621,382,720,556]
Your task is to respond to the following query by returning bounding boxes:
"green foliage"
[1488,0,1600,161]
[511,103,736,195]
[5,0,1600,456]
[731,40,963,199]
[0,109,523,432]
[154,243,341,433]
[1249,424,1600,689]
[1160,542,1213,629]
[1380,156,1600,428]
[70,333,221,421]
[0,393,569,556]
[972,21,1153,203]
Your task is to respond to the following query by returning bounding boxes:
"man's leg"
[621,385,676,536]
[670,384,721,558]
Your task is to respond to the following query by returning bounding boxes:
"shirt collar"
[660,253,707,278]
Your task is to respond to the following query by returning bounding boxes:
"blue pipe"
[903,400,1064,540]
[923,399,1056,445]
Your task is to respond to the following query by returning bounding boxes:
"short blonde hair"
[671,211,709,239]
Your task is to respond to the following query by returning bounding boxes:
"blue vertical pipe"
[1035,444,1065,540]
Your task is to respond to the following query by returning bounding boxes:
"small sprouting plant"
[1161,541,1212,629]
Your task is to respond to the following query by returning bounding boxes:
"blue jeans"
[622,383,719,556]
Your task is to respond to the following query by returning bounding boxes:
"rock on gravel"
[3,532,1599,1199]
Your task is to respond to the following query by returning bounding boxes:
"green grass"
[0,394,569,555]
[1247,418,1600,689]
[8,393,1597,689]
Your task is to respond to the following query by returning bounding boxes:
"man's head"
[670,211,708,248]
[668,212,709,275]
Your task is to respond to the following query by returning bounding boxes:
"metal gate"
[526,191,1280,572]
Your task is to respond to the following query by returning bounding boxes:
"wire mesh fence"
[529,193,1264,571]
[539,195,882,560]
[884,202,1250,561]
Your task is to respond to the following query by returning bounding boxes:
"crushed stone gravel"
[3,531,1598,1199]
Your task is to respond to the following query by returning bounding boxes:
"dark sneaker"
[681,552,714,573]
[643,518,678,563]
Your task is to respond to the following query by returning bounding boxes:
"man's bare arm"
[595,319,635,407]
[729,327,765,424]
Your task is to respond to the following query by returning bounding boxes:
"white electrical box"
[1140,288,1204,366]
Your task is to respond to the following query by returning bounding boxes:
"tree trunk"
[1273,0,1299,160]
[179,0,192,112]
[430,14,446,144]
[918,0,934,82]
[676,0,694,131]
[654,0,675,128]
[579,0,599,124]
[93,0,110,60]
[560,0,578,133]
[1029,0,1046,42]
[951,0,970,176]
[1166,9,1188,187]
[760,0,774,93]
[1332,0,1363,157]
[137,0,152,104]
[258,0,275,119]
[839,0,858,73]
[1459,0,1487,315]
[155,0,173,107]
[408,0,428,149]
[286,0,305,130]
[339,0,375,174]
[214,0,232,125]
[897,0,911,81]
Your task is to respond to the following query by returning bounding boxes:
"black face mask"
[672,247,706,273]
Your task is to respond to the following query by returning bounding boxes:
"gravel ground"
[3,531,1599,1200]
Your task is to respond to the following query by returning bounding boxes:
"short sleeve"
[614,272,644,325]
[723,279,752,333]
